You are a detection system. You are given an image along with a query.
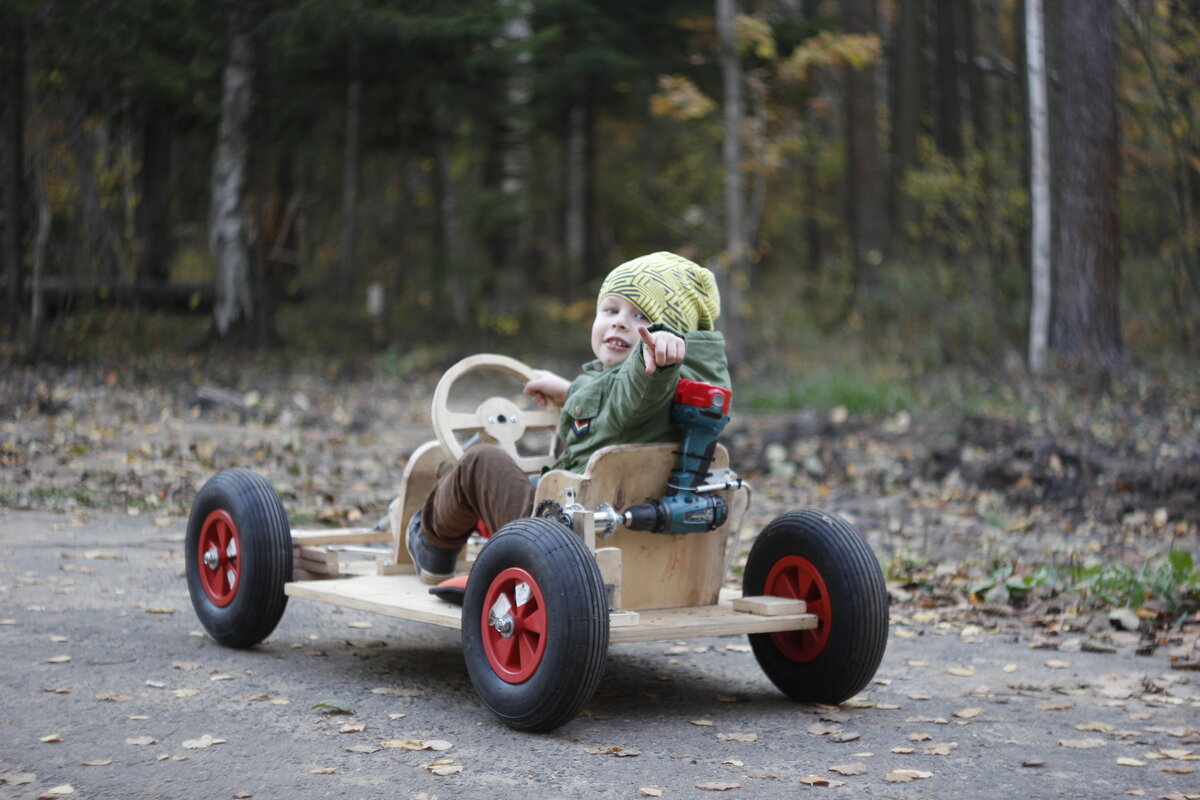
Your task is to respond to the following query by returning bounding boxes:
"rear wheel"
[185,469,292,648]
[462,517,608,732]
[743,509,887,703]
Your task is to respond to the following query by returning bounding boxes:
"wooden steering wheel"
[431,354,561,475]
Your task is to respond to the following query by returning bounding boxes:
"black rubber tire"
[185,468,292,648]
[461,517,609,732]
[743,509,888,704]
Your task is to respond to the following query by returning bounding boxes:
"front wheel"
[461,517,609,732]
[743,509,888,704]
[185,469,292,648]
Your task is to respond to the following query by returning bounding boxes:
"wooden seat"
[535,442,733,611]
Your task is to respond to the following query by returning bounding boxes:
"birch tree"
[1026,0,1051,372]
[716,0,748,362]
[209,7,254,337]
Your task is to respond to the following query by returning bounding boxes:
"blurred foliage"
[3,0,1199,375]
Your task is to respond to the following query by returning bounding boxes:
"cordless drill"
[621,379,733,535]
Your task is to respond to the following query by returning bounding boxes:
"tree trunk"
[495,0,534,314]
[1026,0,1051,373]
[1048,0,1122,370]
[842,0,886,294]
[208,7,254,337]
[563,100,587,301]
[340,4,361,299]
[69,100,121,281]
[135,103,172,285]
[433,101,469,326]
[934,0,964,159]
[889,0,920,246]
[1,8,25,333]
[717,0,748,363]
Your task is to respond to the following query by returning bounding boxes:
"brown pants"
[418,444,536,550]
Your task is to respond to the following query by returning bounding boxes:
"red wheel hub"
[197,509,241,607]
[766,555,831,662]
[481,567,548,683]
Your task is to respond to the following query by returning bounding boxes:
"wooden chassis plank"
[283,576,816,643]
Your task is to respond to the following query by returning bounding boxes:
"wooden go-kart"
[185,355,889,732]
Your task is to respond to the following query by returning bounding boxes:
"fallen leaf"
[1045,659,1072,669]
[209,674,232,682]
[1160,749,1197,759]
[172,689,200,699]
[807,722,842,736]
[954,708,983,719]
[344,744,380,754]
[346,621,372,629]
[723,759,744,767]
[309,767,336,775]
[146,608,175,614]
[370,687,424,698]
[37,785,74,799]
[696,782,740,791]
[1,772,36,785]
[311,701,355,714]
[1116,757,1146,767]
[171,661,202,671]
[829,762,868,776]
[891,746,915,754]
[691,719,714,726]
[1059,738,1106,749]
[339,722,364,733]
[907,732,933,742]
[1076,721,1115,733]
[1003,663,1018,673]
[40,734,64,743]
[424,760,463,776]
[834,732,862,743]
[181,734,226,749]
[716,732,758,742]
[800,775,847,787]
[126,736,156,746]
[95,692,135,702]
[46,655,71,664]
[947,667,974,677]
[1022,759,1045,767]
[907,693,931,701]
[886,769,933,783]
[924,742,959,756]
[80,760,112,767]
[233,793,253,799]
[639,790,664,798]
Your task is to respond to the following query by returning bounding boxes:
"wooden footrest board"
[285,577,819,643]
[290,527,391,546]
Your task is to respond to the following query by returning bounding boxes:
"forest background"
[1,1,1199,633]
[3,0,1198,386]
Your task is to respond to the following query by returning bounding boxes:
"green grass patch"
[743,363,918,415]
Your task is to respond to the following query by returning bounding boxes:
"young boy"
[407,251,730,584]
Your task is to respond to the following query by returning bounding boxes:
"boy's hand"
[524,369,570,407]
[638,326,686,375]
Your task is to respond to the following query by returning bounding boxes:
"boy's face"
[591,294,650,367]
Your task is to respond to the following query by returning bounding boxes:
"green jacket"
[552,324,731,474]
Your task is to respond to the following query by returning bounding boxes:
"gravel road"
[1,510,1196,800]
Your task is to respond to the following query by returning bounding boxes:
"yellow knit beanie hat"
[598,252,720,333]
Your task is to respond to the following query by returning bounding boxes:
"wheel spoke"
[491,629,517,668]
[519,605,546,636]
[517,630,540,667]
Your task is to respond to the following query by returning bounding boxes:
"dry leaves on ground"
[181,734,226,749]
[886,769,933,783]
